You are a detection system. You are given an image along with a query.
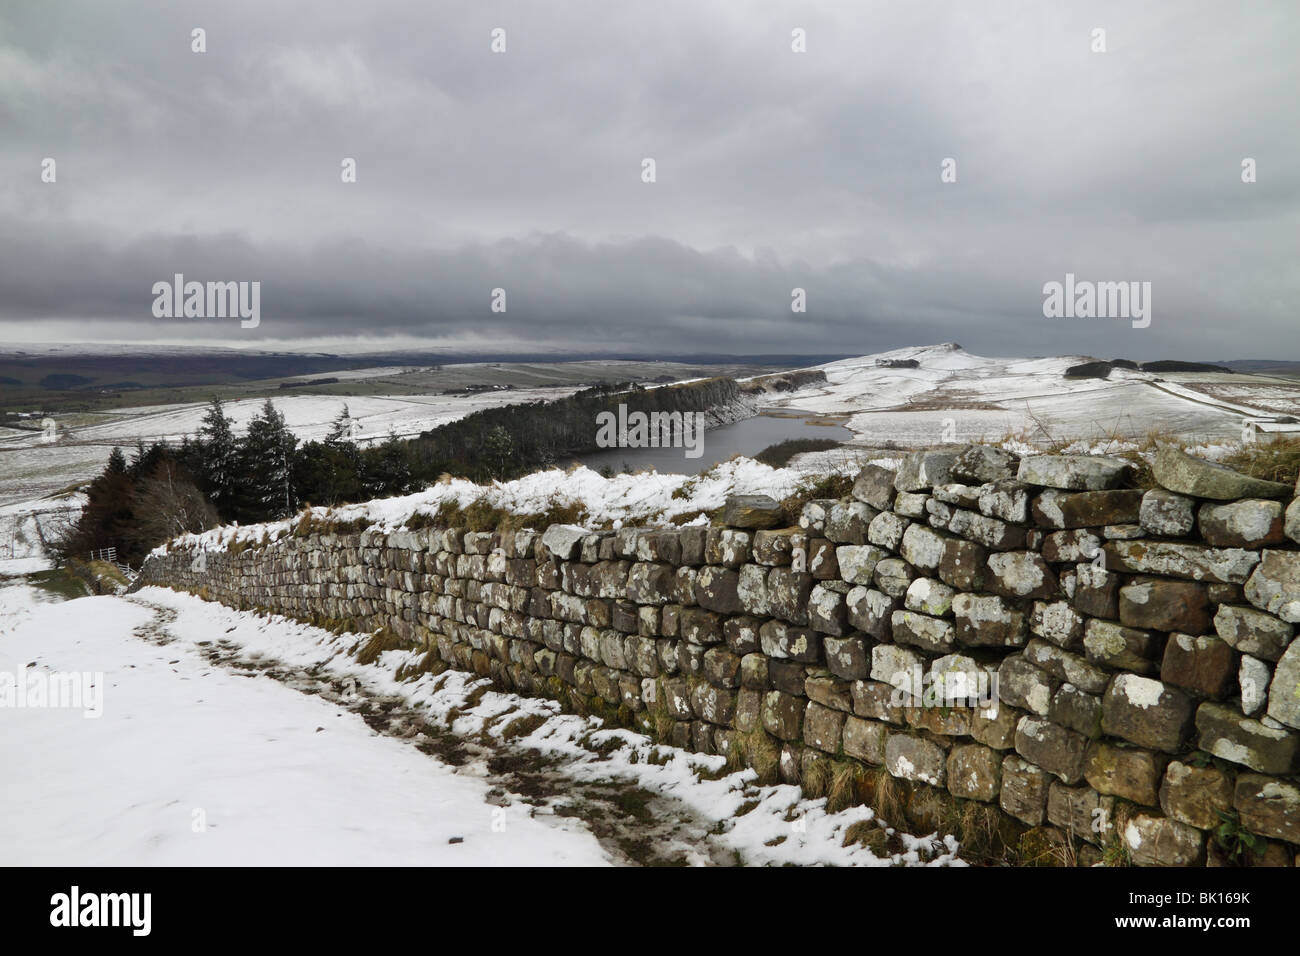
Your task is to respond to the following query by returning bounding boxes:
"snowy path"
[0,584,961,867]
[0,584,606,865]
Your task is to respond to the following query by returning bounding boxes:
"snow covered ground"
[67,391,580,446]
[0,493,84,574]
[0,583,960,867]
[0,583,606,865]
[764,343,1300,448]
[0,387,578,506]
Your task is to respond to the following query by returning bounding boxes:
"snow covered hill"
[762,343,1300,450]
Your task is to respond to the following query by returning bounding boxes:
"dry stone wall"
[136,443,1300,866]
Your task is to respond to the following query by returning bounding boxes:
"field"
[0,356,779,507]
[0,348,795,414]
[763,343,1300,451]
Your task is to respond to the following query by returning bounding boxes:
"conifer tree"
[197,398,238,510]
[326,403,356,443]
[238,399,297,520]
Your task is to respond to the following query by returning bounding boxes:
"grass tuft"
[1223,434,1300,485]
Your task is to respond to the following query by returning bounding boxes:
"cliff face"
[702,393,758,428]
[137,443,1300,866]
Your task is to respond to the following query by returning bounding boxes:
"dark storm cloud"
[0,0,1297,358]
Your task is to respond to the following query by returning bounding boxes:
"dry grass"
[649,682,677,744]
[1223,434,1300,485]
[841,818,893,854]
[279,494,594,541]
[944,800,1008,863]
[1048,830,1081,868]
[426,496,591,533]
[499,712,547,741]
[738,726,781,785]
[354,629,406,666]
[288,508,371,538]
[1016,827,1073,867]
[777,473,856,524]
[801,753,831,798]
[826,760,871,813]
[867,765,907,828]
[397,649,448,681]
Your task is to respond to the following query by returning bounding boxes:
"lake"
[572,410,853,476]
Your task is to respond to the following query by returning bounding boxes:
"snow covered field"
[764,344,1300,448]
[0,494,84,574]
[8,342,1297,511]
[0,387,578,506]
[10,341,1298,567]
[0,583,958,866]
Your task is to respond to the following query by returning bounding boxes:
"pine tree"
[197,398,237,510]
[326,403,355,443]
[481,425,515,479]
[293,440,362,506]
[360,430,413,496]
[238,399,297,520]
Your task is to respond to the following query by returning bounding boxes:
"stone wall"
[136,443,1300,866]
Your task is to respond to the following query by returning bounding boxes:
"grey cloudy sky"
[1,0,1297,358]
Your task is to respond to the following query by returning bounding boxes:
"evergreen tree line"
[403,377,744,482]
[55,377,742,567]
